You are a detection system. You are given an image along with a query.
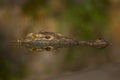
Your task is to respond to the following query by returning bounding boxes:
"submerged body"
[14,31,110,51]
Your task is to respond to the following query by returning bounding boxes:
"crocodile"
[12,31,111,52]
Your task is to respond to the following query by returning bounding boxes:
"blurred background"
[0,0,120,80]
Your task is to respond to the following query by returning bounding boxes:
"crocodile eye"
[44,35,54,40]
[45,35,51,39]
